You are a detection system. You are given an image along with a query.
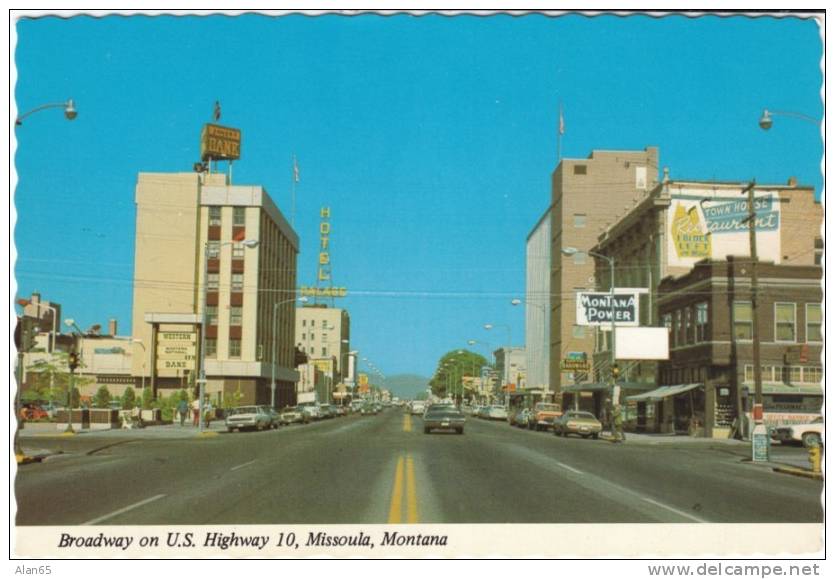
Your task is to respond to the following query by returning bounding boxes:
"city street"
[15,409,822,525]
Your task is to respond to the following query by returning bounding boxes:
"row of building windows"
[208,206,246,227]
[299,345,327,357]
[743,364,823,385]
[205,305,243,326]
[300,332,328,342]
[204,338,241,359]
[207,240,248,259]
[662,302,709,348]
[207,272,245,292]
[733,302,821,343]
[300,319,335,329]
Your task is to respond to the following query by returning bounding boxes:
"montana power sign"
[575,291,641,326]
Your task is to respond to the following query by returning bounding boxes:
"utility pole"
[744,181,763,421]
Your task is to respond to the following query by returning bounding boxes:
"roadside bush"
[141,386,154,409]
[92,385,112,409]
[121,387,136,410]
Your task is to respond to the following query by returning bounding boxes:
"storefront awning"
[754,383,823,396]
[562,382,656,394]
[626,383,703,403]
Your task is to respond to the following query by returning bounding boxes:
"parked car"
[528,403,562,431]
[278,406,309,425]
[423,407,466,434]
[259,406,281,429]
[318,404,336,419]
[511,408,532,427]
[298,402,321,420]
[19,404,49,421]
[770,417,823,448]
[553,410,603,439]
[476,405,490,419]
[487,405,508,421]
[225,405,274,432]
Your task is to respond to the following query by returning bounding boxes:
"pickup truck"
[770,417,823,448]
[527,403,562,431]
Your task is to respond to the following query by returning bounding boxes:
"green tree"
[92,385,112,408]
[25,353,72,405]
[429,349,488,399]
[121,387,136,410]
[141,386,154,409]
[223,386,243,410]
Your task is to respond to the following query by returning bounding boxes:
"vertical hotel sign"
[667,187,782,268]
[300,206,348,298]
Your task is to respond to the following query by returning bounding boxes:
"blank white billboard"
[615,327,669,360]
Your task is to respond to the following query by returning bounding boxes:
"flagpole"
[292,155,298,227]
[557,101,564,163]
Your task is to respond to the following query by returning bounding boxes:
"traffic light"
[68,351,80,372]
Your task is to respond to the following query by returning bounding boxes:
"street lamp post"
[15,99,78,126]
[199,239,259,432]
[272,296,308,409]
[484,323,512,404]
[131,338,147,399]
[758,109,821,130]
[562,247,617,429]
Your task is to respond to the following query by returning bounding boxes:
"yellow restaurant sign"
[200,123,241,161]
[299,286,347,298]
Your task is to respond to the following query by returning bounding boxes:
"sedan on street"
[423,407,466,434]
[279,406,309,425]
[225,406,274,432]
[553,410,603,439]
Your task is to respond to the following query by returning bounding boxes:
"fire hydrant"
[808,445,822,474]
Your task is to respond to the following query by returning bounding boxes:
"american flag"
[293,155,300,183]
[214,100,221,122]
[559,102,565,136]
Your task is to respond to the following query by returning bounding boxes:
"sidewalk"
[615,431,747,446]
[18,421,229,440]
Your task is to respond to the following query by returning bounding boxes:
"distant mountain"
[383,374,430,399]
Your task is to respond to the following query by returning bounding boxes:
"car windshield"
[567,411,596,419]
[426,409,463,419]
[230,406,258,415]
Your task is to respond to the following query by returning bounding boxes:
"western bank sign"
[576,291,641,327]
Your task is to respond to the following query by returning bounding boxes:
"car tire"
[457,428,464,435]
[802,433,822,448]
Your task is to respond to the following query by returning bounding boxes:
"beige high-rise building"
[131,172,299,408]
[294,305,350,382]
[549,147,660,398]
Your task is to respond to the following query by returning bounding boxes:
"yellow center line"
[406,455,419,523]
[387,456,405,523]
[403,414,412,432]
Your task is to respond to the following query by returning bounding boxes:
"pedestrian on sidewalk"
[612,404,624,443]
[177,398,188,427]
[192,398,200,427]
[204,397,214,429]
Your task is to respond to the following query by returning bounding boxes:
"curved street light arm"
[763,109,821,126]
[16,100,77,126]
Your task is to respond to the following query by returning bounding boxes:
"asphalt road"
[15,409,823,525]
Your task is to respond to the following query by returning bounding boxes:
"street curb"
[772,466,823,480]
[196,431,219,438]
[29,431,79,438]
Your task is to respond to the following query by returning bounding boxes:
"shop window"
[229,339,241,358]
[733,302,752,340]
[774,302,796,342]
[806,303,822,343]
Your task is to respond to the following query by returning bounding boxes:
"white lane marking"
[230,459,257,472]
[82,494,166,525]
[555,461,584,475]
[642,497,709,523]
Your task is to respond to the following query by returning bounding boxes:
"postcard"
[10,8,825,562]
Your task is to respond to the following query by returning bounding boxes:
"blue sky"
[13,13,823,377]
